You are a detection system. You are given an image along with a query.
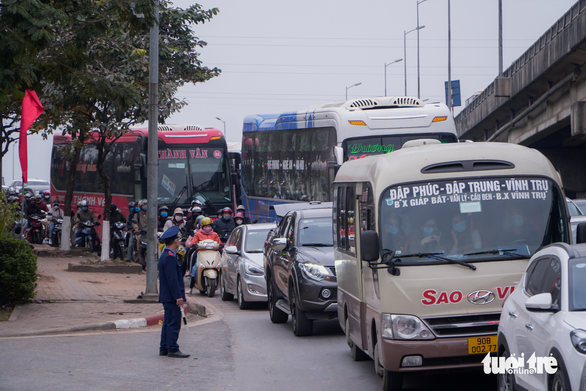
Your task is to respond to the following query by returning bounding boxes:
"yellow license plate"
[468,335,497,355]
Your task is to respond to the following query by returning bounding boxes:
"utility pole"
[144,1,159,299]
[498,0,503,76]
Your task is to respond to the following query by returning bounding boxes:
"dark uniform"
[158,226,188,357]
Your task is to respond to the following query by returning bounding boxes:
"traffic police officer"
[158,225,189,358]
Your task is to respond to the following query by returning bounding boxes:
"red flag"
[19,90,44,184]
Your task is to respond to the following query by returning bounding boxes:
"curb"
[0,303,202,338]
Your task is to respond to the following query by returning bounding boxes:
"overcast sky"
[4,0,578,184]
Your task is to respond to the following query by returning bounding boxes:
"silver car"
[220,223,275,309]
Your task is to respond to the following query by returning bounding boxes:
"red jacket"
[187,230,220,247]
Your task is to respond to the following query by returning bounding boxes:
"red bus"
[50,125,234,221]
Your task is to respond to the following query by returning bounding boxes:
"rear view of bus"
[241,96,457,222]
[333,141,570,391]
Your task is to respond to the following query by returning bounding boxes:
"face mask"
[386,224,398,235]
[423,227,437,237]
[202,226,213,234]
[54,205,59,210]
[222,214,231,221]
[175,215,182,222]
[235,219,243,225]
[453,221,467,233]
[141,206,147,211]
[161,212,168,218]
[511,215,524,228]
[82,207,88,211]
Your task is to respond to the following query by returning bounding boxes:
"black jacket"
[213,217,236,243]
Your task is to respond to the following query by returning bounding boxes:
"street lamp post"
[345,82,362,100]
[216,117,226,139]
[384,59,403,96]
[404,26,425,96]
[417,0,429,99]
[448,0,453,112]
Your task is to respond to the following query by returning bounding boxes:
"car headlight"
[299,262,330,281]
[571,329,586,354]
[244,262,264,276]
[381,314,435,340]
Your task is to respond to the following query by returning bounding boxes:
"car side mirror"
[225,246,240,256]
[525,292,554,312]
[270,237,287,252]
[577,222,586,244]
[361,231,380,262]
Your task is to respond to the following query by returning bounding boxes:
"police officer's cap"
[160,225,180,241]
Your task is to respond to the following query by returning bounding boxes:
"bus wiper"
[171,185,187,208]
[464,249,525,258]
[302,243,332,247]
[398,252,477,271]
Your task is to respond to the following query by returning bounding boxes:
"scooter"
[190,239,222,297]
[110,221,127,260]
[25,214,45,244]
[76,219,100,252]
[51,218,63,248]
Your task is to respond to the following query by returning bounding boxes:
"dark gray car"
[264,202,336,336]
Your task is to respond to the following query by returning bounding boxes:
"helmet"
[53,200,59,205]
[128,201,135,209]
[110,203,117,213]
[24,193,32,199]
[195,215,205,226]
[200,217,213,227]
[80,199,88,207]
[137,199,147,207]
[237,205,245,211]
[222,207,232,214]
[235,212,244,219]
[192,206,202,214]
[191,199,203,206]
[35,194,42,202]
[159,205,169,212]
[173,207,183,216]
[44,190,51,196]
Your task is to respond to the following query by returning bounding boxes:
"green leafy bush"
[0,234,37,306]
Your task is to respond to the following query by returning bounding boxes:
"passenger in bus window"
[383,214,410,254]
[501,207,538,245]
[412,218,443,253]
[448,214,481,255]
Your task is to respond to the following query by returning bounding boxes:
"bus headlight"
[382,314,435,340]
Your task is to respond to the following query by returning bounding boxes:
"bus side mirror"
[361,231,379,262]
[577,222,586,244]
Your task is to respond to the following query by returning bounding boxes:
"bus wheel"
[346,318,369,361]
[374,342,402,391]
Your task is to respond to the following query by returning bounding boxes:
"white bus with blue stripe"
[241,97,457,222]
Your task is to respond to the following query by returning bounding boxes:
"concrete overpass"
[455,0,586,198]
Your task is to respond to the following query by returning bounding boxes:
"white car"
[497,242,586,391]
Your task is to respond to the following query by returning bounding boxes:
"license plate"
[468,335,497,355]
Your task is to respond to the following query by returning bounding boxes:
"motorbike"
[25,214,45,244]
[51,217,63,248]
[110,221,127,260]
[76,219,100,251]
[190,239,222,297]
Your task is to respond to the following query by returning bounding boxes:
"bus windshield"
[344,133,457,161]
[158,146,231,206]
[380,177,566,264]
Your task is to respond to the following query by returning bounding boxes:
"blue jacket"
[158,248,186,303]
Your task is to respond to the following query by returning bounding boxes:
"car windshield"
[244,228,272,253]
[380,177,566,265]
[569,258,586,311]
[298,217,333,247]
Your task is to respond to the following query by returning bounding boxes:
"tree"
[38,1,220,256]
[0,0,64,181]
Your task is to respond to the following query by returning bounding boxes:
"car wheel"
[290,286,313,336]
[237,277,251,310]
[220,274,234,301]
[497,345,516,391]
[346,318,369,361]
[267,277,287,324]
[374,341,402,391]
[551,365,570,391]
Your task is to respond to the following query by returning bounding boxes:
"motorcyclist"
[185,206,202,236]
[213,207,236,244]
[185,217,221,294]
[109,203,127,225]
[47,200,64,246]
[234,212,245,226]
[74,199,101,253]
[236,205,252,224]
[35,193,49,213]
[163,207,185,232]
[43,190,51,205]
[25,193,42,217]
[158,206,169,231]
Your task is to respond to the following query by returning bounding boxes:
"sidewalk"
[0,246,205,338]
